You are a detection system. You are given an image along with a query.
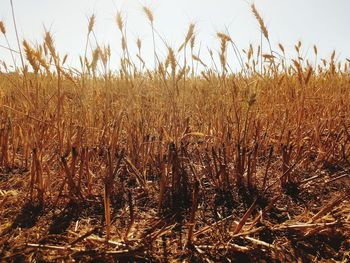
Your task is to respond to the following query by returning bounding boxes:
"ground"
[0,161,349,262]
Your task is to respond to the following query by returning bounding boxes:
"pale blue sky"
[1,0,349,71]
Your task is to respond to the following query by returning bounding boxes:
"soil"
[0,164,349,262]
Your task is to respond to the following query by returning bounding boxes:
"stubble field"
[0,4,349,262]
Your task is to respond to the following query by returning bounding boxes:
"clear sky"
[1,0,350,71]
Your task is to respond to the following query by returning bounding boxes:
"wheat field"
[0,4,349,262]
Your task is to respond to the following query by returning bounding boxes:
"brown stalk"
[0,128,9,168]
[124,190,135,240]
[61,152,82,200]
[248,195,280,230]
[103,180,111,241]
[186,182,199,246]
[233,199,257,235]
[309,193,348,223]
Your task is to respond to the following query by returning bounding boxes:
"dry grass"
[0,5,350,262]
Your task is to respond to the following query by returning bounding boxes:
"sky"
[1,0,350,71]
